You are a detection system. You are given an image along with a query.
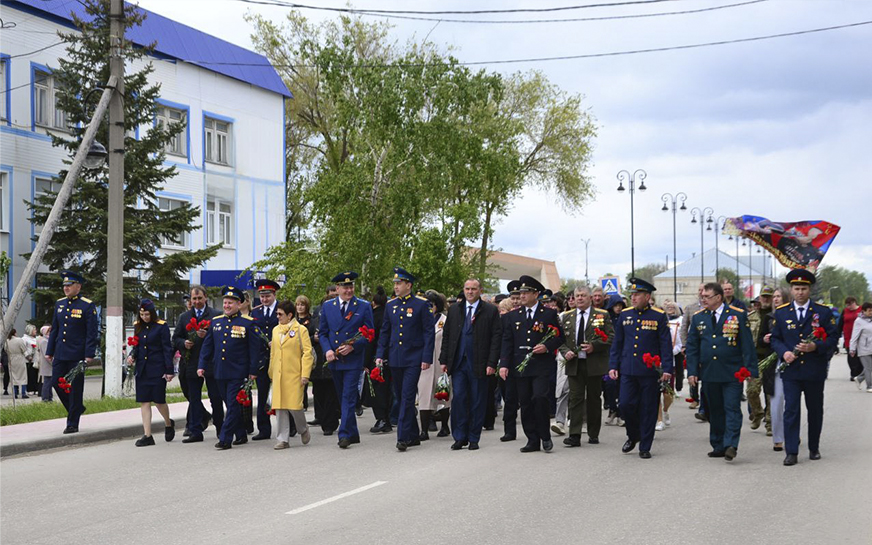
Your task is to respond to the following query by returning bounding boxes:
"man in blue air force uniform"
[199,286,262,450]
[770,268,838,466]
[45,270,99,434]
[376,267,435,452]
[318,271,375,449]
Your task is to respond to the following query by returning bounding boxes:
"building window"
[0,172,8,232]
[33,177,63,234]
[204,118,231,165]
[156,105,187,157]
[33,70,68,130]
[0,58,7,121]
[157,197,188,249]
[206,199,233,247]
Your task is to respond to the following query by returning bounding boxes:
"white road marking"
[285,481,388,515]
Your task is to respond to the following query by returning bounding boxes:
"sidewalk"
[0,400,195,458]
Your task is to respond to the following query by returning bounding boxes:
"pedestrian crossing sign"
[601,277,620,294]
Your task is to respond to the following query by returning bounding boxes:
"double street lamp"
[713,215,728,281]
[660,192,687,302]
[617,169,647,278]
[690,207,714,284]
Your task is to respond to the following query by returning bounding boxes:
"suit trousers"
[254,372,272,437]
[619,374,660,452]
[500,376,519,436]
[567,371,603,438]
[702,380,744,451]
[187,374,225,438]
[178,370,191,430]
[554,363,569,425]
[312,378,340,432]
[516,374,552,446]
[391,365,421,443]
[332,368,361,440]
[51,359,85,427]
[217,378,245,444]
[276,410,307,443]
[484,375,498,428]
[783,378,825,455]
[450,357,488,444]
[769,373,785,444]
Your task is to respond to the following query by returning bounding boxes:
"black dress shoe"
[356,406,364,417]
[135,435,155,447]
[500,434,516,442]
[408,437,421,447]
[323,430,334,436]
[809,450,821,460]
[784,454,798,466]
[450,440,467,450]
[563,435,581,447]
[202,415,211,431]
[419,431,430,441]
[773,444,784,452]
[182,435,204,443]
[183,429,192,437]
[694,413,709,422]
[428,420,438,432]
[588,437,599,445]
[708,450,726,458]
[396,441,408,452]
[215,441,232,450]
[468,442,479,450]
[725,446,737,461]
[338,438,351,449]
[308,419,320,426]
[232,437,248,445]
[251,433,270,441]
[349,436,361,444]
[542,440,554,452]
[520,443,540,453]
[165,419,176,442]
[639,451,652,459]
[621,439,637,453]
[484,425,494,431]
[62,426,79,434]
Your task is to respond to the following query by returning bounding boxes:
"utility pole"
[582,238,591,287]
[104,0,125,397]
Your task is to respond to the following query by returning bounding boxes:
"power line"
[173,19,872,69]
[7,40,66,58]
[241,0,768,24]
[237,0,678,15]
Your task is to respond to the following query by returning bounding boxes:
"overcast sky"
[138,0,872,287]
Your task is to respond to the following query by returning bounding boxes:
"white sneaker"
[551,422,567,435]
[663,411,671,426]
[866,388,872,393]
[605,413,617,426]
[856,377,865,390]
[655,421,665,431]
[617,418,625,427]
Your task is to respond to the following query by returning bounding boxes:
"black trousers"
[2,359,10,392]
[178,369,191,430]
[847,354,864,378]
[516,374,552,446]
[500,376,519,436]
[312,378,340,432]
[483,374,498,428]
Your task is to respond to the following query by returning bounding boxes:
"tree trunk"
[478,202,495,279]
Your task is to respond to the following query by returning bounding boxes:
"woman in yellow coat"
[269,300,315,449]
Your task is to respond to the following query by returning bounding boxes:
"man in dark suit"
[499,275,563,453]
[686,282,758,461]
[439,278,501,450]
[559,286,614,447]
[173,285,223,443]
[770,268,838,466]
[250,279,281,441]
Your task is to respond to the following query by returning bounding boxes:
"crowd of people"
[8,266,871,467]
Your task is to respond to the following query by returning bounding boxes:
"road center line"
[285,481,388,515]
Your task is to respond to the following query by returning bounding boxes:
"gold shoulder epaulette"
[729,305,745,313]
[57,297,66,302]
[242,315,255,320]
[80,297,92,303]
[416,295,428,301]
[621,307,634,313]
[593,308,609,315]
[694,308,706,315]
[214,314,225,319]
[776,302,791,309]
[650,306,665,314]
[157,319,166,325]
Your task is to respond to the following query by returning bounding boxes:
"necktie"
[196,309,202,320]
[526,308,533,324]
[711,310,717,330]
[465,305,473,332]
[577,311,586,346]
[341,301,347,317]
[798,307,805,322]
[265,307,270,320]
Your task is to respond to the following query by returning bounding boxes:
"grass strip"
[0,395,187,426]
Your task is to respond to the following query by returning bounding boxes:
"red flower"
[434,391,449,401]
[734,366,752,382]
[685,398,695,403]
[547,324,560,335]
[594,327,608,342]
[358,326,376,343]
[370,366,385,383]
[812,327,827,341]
[127,336,139,347]
[642,353,661,368]
[185,323,194,332]
[199,319,211,330]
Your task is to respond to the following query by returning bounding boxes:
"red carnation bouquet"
[775,327,827,374]
[643,353,676,397]
[366,364,386,397]
[124,336,138,394]
[593,327,609,343]
[326,325,376,367]
[516,324,561,374]
[184,317,211,360]
[434,373,450,402]
[57,360,87,394]
[236,378,255,407]
[734,366,752,383]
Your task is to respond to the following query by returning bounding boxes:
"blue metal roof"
[7,0,291,98]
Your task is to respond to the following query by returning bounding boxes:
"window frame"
[30,63,68,132]
[203,111,234,167]
[0,54,9,124]
[32,175,63,236]
[154,99,191,163]
[0,169,9,233]
[205,197,233,248]
[156,195,190,249]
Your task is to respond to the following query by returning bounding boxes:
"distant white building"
[1,0,291,330]
[654,248,774,308]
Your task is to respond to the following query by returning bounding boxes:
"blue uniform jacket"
[499,304,563,378]
[609,305,674,376]
[686,305,758,382]
[251,305,279,371]
[199,312,263,380]
[318,296,375,371]
[131,320,174,378]
[46,295,99,360]
[770,302,838,382]
[375,294,435,368]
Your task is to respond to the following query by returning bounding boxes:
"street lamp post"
[617,169,647,278]
[660,192,687,302]
[713,215,728,281]
[582,238,591,287]
[690,207,714,284]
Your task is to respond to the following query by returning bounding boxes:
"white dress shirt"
[576,306,590,358]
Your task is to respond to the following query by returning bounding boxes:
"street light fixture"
[690,206,714,283]
[660,192,687,302]
[84,141,108,170]
[713,215,728,281]
[617,169,647,278]
[582,238,591,287]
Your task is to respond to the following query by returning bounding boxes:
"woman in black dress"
[128,299,176,446]
[300,295,340,435]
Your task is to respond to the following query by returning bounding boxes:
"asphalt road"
[2,354,870,545]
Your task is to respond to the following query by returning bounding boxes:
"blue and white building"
[0,0,291,330]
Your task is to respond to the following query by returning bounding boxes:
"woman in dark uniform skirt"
[128,299,176,447]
